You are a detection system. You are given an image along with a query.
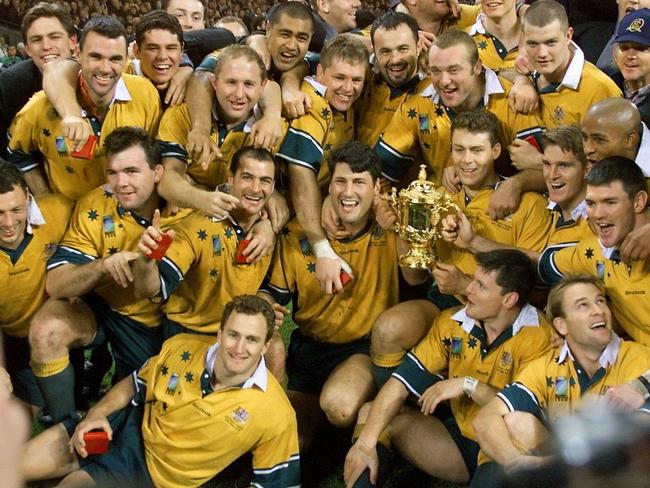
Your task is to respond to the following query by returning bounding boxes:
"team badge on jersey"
[596,261,605,281]
[55,137,69,155]
[554,376,568,400]
[103,216,116,238]
[212,235,222,256]
[232,406,249,425]
[166,373,180,395]
[451,337,463,357]
[299,237,313,257]
[419,115,430,133]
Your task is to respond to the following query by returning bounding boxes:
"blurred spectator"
[0,45,23,67]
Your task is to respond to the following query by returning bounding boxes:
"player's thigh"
[30,298,97,347]
[390,407,470,483]
[320,354,375,415]
[21,422,79,481]
[371,300,439,353]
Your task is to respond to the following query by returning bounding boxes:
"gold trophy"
[390,165,457,269]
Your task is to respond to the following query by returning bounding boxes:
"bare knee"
[320,392,360,428]
[29,313,70,359]
[371,303,434,355]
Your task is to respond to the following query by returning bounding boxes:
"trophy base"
[398,251,437,270]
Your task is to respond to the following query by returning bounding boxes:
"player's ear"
[491,142,502,160]
[634,190,648,213]
[553,317,568,337]
[153,164,164,184]
[501,291,518,309]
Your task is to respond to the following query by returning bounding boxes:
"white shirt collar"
[467,13,487,36]
[558,333,621,368]
[430,68,504,105]
[556,41,585,91]
[111,77,132,104]
[451,303,540,335]
[205,342,268,391]
[25,195,46,234]
[546,199,589,221]
[635,122,650,177]
[598,240,619,260]
[130,59,143,77]
[305,76,327,96]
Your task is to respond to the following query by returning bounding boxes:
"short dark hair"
[213,44,266,82]
[268,1,314,31]
[475,249,536,307]
[21,2,75,42]
[585,156,646,200]
[230,146,276,177]
[320,33,369,70]
[80,16,128,51]
[541,124,587,167]
[451,109,500,146]
[432,29,479,67]
[221,295,275,342]
[370,11,418,47]
[0,160,28,195]
[135,10,183,47]
[327,141,382,181]
[522,0,569,32]
[104,127,161,169]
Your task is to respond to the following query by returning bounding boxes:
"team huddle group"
[1,0,650,486]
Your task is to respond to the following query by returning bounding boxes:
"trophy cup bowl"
[390,165,457,269]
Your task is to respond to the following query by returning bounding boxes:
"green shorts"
[64,403,153,488]
[83,294,162,380]
[287,329,370,394]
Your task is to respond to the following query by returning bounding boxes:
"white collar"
[211,103,261,134]
[451,303,540,335]
[635,122,650,177]
[598,240,619,260]
[556,41,585,91]
[467,13,487,36]
[130,59,143,77]
[205,342,268,391]
[25,195,46,234]
[558,333,621,368]
[111,76,132,104]
[546,199,589,221]
[429,68,504,106]
[305,76,327,96]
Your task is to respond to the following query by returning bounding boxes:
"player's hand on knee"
[344,439,379,488]
[271,303,289,327]
[71,416,112,458]
[102,251,140,288]
[418,377,464,415]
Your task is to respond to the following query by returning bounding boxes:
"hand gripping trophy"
[390,165,457,269]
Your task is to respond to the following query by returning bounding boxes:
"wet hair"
[370,11,418,46]
[21,2,76,42]
[541,124,587,167]
[546,274,605,323]
[221,295,275,342]
[79,16,128,51]
[522,0,569,33]
[327,140,382,181]
[585,156,646,200]
[451,109,500,147]
[475,250,536,307]
[432,29,479,67]
[320,33,369,70]
[135,10,183,47]
[104,127,161,169]
[230,146,276,177]
[213,44,266,82]
[0,159,28,195]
